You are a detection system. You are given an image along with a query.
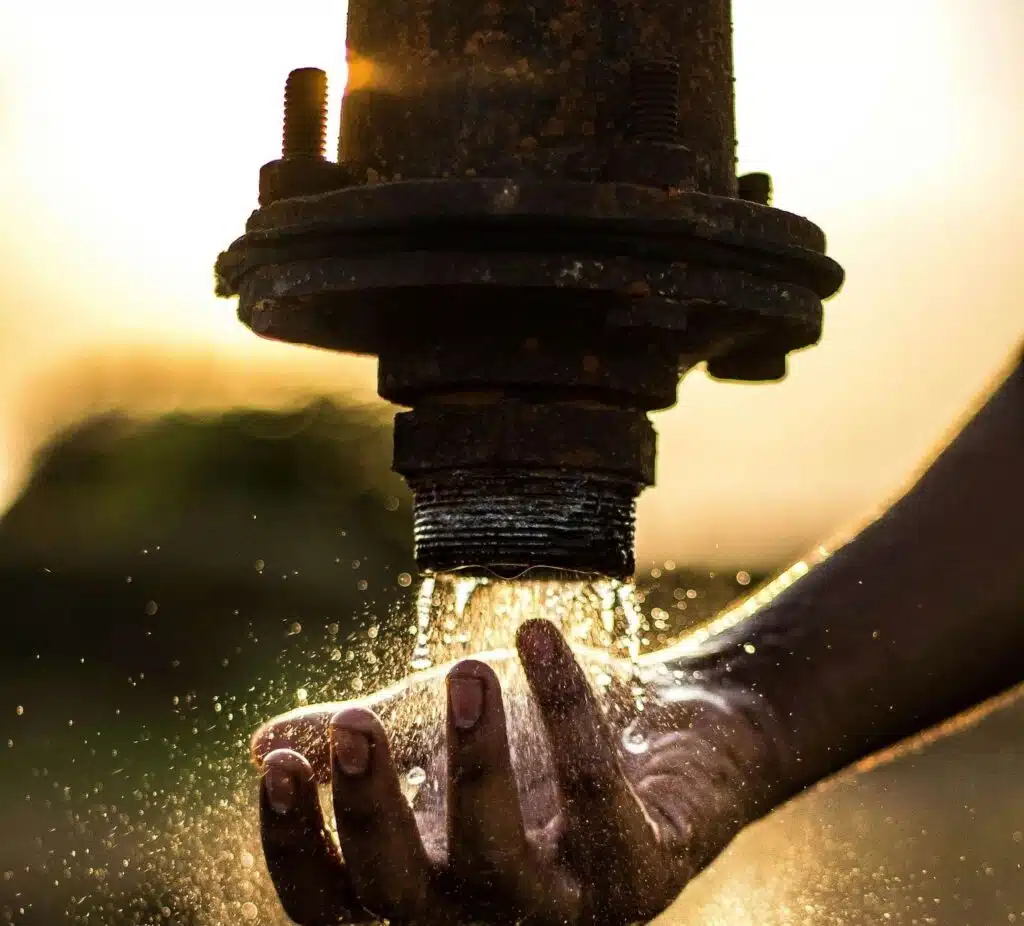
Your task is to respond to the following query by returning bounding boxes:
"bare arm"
[253,348,1024,926]
[683,346,1024,798]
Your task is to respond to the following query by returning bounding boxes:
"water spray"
[215,0,843,579]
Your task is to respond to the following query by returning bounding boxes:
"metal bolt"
[738,172,773,205]
[282,67,328,160]
[627,58,681,144]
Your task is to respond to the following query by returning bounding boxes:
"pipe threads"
[409,470,639,578]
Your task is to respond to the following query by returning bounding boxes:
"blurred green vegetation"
[0,398,417,923]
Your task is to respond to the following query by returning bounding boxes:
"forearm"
[680,347,1024,797]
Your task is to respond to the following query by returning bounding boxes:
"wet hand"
[254,619,782,925]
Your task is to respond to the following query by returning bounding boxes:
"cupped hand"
[252,619,787,926]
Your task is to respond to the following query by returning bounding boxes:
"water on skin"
[297,573,656,843]
[43,565,818,924]
[28,556,1019,923]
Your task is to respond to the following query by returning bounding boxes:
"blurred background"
[0,1,1021,923]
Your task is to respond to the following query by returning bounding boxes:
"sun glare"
[733,0,967,217]
[3,5,349,353]
[0,1,1021,550]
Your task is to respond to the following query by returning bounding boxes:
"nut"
[603,141,697,191]
[258,158,351,207]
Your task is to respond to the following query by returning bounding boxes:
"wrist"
[642,654,798,864]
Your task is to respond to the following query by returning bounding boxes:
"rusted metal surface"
[214,0,845,576]
[216,179,839,364]
[408,471,640,577]
[340,0,736,195]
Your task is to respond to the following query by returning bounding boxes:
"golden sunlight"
[0,1,1021,564]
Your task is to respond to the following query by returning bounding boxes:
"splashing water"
[6,560,1008,925]
[410,573,646,672]
[276,573,656,851]
[2,572,648,925]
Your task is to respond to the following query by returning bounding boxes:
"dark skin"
[253,347,1024,926]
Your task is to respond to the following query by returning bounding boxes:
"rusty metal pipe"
[341,0,737,195]
[215,1,844,578]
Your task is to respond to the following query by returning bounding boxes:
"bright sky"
[0,1,1021,569]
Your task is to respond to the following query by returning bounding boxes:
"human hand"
[252,618,787,925]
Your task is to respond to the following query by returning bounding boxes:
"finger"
[331,708,439,922]
[446,660,581,922]
[252,708,336,781]
[260,749,363,925]
[447,659,527,872]
[516,621,669,889]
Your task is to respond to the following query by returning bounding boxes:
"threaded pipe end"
[409,470,639,578]
[283,67,328,160]
[628,58,681,144]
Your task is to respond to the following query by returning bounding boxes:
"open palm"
[254,619,787,926]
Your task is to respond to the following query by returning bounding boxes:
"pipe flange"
[215,178,843,378]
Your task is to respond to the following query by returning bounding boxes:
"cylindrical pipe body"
[334,0,738,575]
[340,0,736,195]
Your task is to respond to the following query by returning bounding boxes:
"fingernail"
[333,727,371,776]
[449,676,484,731]
[264,765,295,815]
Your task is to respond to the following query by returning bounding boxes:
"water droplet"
[406,766,426,786]
[255,559,265,574]
[736,570,751,586]
[398,572,413,588]
[145,601,158,616]
[296,688,309,705]
[622,723,649,755]
[286,621,302,636]
[241,901,259,920]
[15,705,23,716]
[743,643,756,654]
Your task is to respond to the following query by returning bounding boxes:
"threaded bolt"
[628,58,681,144]
[282,67,328,160]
